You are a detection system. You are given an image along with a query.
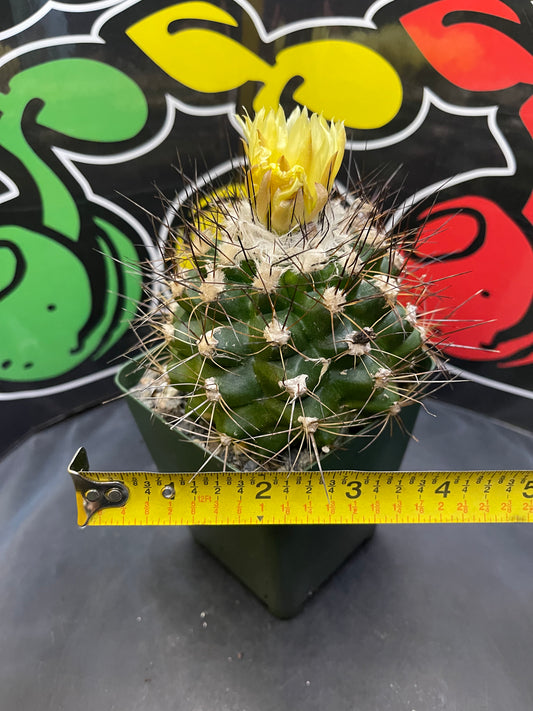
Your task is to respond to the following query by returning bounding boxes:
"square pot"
[116,356,419,617]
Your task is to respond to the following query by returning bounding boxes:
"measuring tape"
[68,448,533,527]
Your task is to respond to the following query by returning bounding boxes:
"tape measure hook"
[69,446,90,475]
[68,448,129,527]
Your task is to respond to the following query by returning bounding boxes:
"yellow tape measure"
[68,448,533,527]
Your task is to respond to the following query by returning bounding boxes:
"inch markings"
[67,457,533,527]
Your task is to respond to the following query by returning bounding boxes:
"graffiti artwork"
[0,58,150,384]
[396,0,533,371]
[1,0,533,452]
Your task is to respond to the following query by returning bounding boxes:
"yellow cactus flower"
[237,106,345,234]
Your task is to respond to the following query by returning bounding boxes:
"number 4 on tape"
[68,448,533,527]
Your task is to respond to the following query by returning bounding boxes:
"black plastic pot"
[116,357,419,618]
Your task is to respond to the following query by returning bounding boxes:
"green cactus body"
[144,191,435,470]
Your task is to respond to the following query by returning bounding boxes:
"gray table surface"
[1,397,533,711]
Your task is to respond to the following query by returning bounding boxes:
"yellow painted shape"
[127,5,401,129]
[254,40,403,130]
[174,181,245,267]
[75,469,533,526]
[195,181,244,231]
[127,2,270,94]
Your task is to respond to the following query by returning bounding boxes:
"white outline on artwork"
[0,366,122,401]
[0,170,20,203]
[385,90,516,231]
[0,25,158,399]
[0,0,529,402]
[154,156,244,278]
[0,1,123,42]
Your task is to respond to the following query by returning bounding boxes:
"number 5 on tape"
[68,448,533,527]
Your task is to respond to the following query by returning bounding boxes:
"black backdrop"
[1,0,533,456]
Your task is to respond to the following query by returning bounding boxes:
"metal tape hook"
[68,448,129,527]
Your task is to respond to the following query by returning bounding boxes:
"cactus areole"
[137,107,438,472]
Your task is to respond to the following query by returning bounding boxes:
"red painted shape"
[405,195,533,364]
[401,0,533,91]
[412,0,519,22]
[415,208,480,256]
[500,343,533,367]
[519,95,533,140]
[522,188,533,227]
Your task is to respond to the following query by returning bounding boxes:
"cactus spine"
[137,107,439,471]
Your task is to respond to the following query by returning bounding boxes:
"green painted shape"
[6,58,148,141]
[0,216,144,382]
[0,244,18,294]
[0,58,148,240]
[0,111,81,241]
[0,58,148,382]
[0,225,93,381]
[91,216,143,359]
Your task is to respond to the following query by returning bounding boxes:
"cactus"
[136,107,440,472]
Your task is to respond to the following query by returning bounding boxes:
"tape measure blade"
[68,462,533,526]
